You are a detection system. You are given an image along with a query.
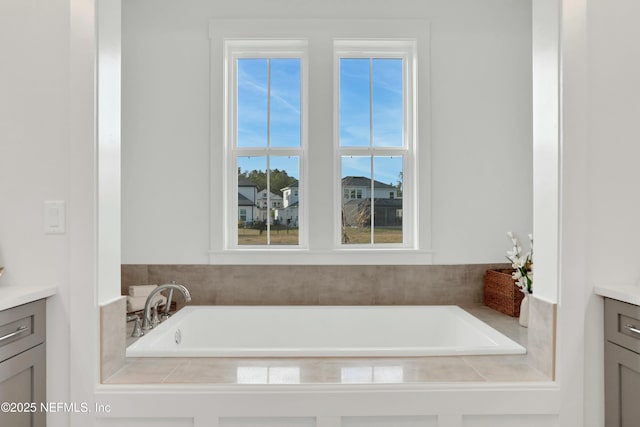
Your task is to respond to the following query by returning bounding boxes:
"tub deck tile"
[462,355,548,382]
[104,357,187,384]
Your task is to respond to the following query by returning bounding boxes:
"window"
[336,41,416,247]
[225,40,307,247]
[212,20,428,263]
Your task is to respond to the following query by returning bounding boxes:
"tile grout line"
[161,359,190,383]
[461,357,490,382]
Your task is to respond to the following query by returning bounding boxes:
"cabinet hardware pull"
[0,325,28,342]
[624,324,640,335]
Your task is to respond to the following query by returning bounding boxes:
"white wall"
[0,0,71,425]
[121,0,533,265]
[587,0,640,287]
[582,0,640,424]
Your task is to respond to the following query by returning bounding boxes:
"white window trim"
[208,19,432,265]
[224,39,309,250]
[334,40,417,249]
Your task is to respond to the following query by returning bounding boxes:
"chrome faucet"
[142,283,191,330]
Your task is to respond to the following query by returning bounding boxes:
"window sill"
[208,248,434,265]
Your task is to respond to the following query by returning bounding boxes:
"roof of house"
[238,176,257,187]
[280,181,299,191]
[238,193,255,206]
[341,176,396,189]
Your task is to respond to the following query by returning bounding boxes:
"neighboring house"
[273,177,402,228]
[276,183,299,227]
[342,197,403,228]
[238,176,258,224]
[341,176,402,227]
[256,189,283,223]
[342,176,398,201]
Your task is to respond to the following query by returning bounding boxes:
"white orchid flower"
[505,231,533,294]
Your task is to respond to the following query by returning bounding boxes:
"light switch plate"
[44,200,65,234]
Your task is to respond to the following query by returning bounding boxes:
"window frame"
[209,19,431,265]
[224,40,309,249]
[334,40,417,249]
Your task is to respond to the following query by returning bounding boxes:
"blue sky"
[339,58,403,149]
[237,58,301,149]
[237,57,403,187]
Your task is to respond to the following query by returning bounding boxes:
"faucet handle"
[151,303,161,328]
[131,317,144,337]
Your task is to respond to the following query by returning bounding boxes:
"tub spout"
[142,283,191,330]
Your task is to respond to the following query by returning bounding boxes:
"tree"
[396,171,403,197]
[238,168,298,196]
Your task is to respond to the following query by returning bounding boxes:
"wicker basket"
[484,269,524,317]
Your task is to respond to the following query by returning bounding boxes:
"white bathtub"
[126,305,525,358]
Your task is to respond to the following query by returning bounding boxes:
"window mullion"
[266,58,271,245]
[369,57,375,245]
[236,148,301,156]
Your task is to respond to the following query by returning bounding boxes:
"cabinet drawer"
[0,300,45,364]
[605,298,640,352]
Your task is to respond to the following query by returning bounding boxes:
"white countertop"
[594,283,640,306]
[0,285,57,311]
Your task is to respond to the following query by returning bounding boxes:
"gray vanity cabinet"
[0,300,46,427]
[605,298,640,427]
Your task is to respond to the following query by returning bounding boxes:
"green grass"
[238,226,403,245]
[238,227,299,245]
[342,227,403,244]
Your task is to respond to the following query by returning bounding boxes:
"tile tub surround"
[100,296,127,381]
[527,296,557,379]
[113,265,556,384]
[107,305,549,384]
[121,264,511,307]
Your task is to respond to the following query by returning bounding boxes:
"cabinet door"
[605,341,640,427]
[0,343,45,427]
